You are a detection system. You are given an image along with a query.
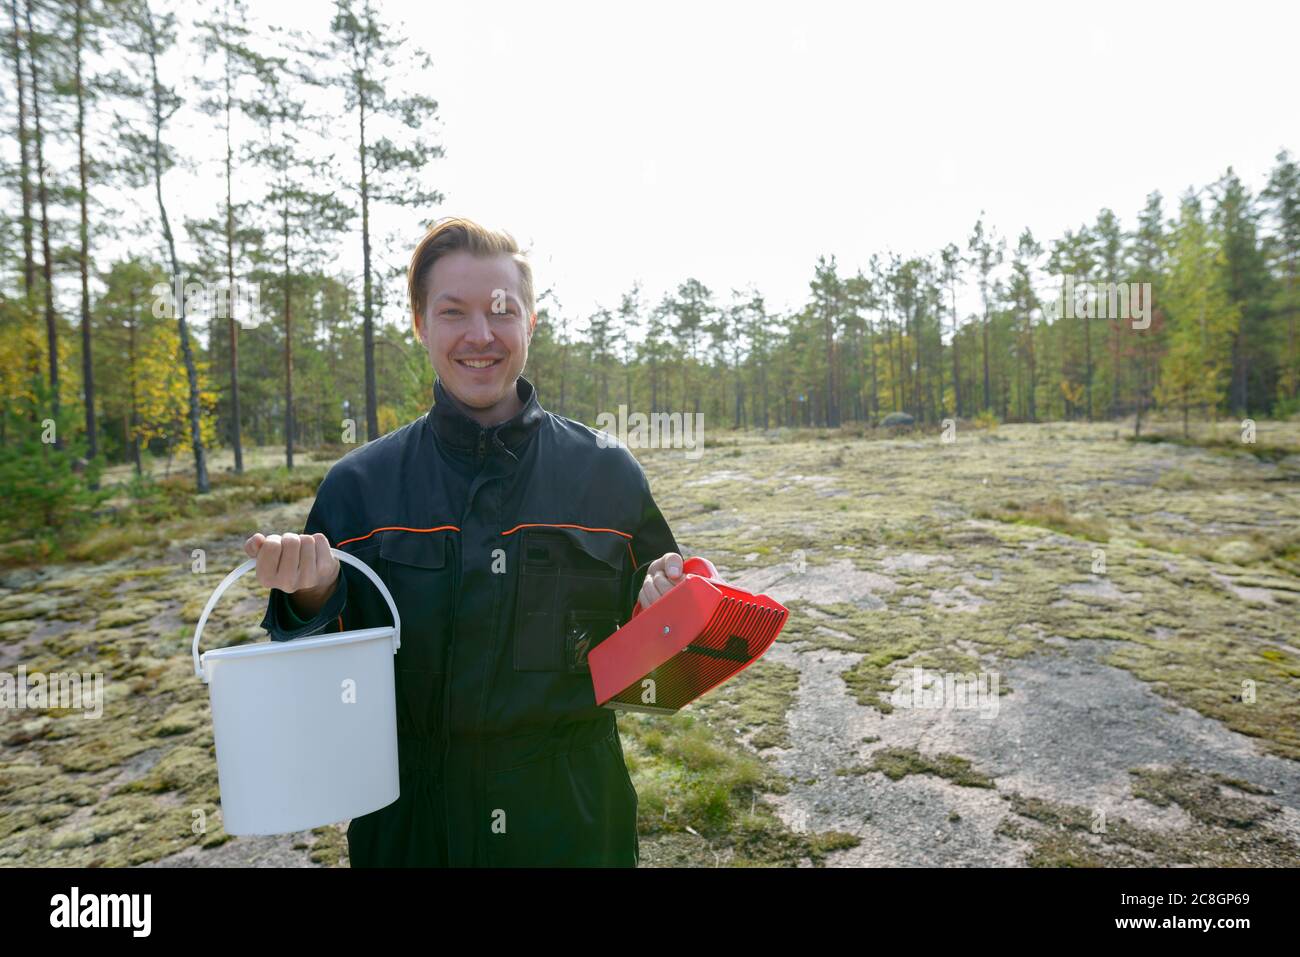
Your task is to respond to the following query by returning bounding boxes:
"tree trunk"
[224,29,243,473]
[145,6,208,492]
[128,285,141,475]
[10,0,34,298]
[911,302,922,421]
[869,319,879,423]
[1084,308,1093,421]
[1133,354,1144,439]
[283,198,293,469]
[1288,257,1298,400]
[74,0,97,466]
[824,306,837,427]
[884,316,896,412]
[949,285,961,418]
[935,313,945,418]
[1026,324,1037,423]
[981,304,990,412]
[359,81,379,442]
[26,0,59,445]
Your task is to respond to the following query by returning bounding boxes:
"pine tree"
[967,214,1004,413]
[1213,168,1273,416]
[189,0,259,473]
[327,0,443,443]
[1007,230,1042,422]
[116,0,210,492]
[1263,150,1300,406]
[244,46,353,468]
[1129,192,1167,437]
[1093,208,1125,416]
[1158,191,1239,434]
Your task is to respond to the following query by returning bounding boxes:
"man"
[246,217,717,867]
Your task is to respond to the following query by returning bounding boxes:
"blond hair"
[407,217,535,335]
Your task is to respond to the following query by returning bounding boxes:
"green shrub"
[0,386,108,542]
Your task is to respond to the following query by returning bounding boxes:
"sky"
[19,0,1300,335]
[393,0,1299,319]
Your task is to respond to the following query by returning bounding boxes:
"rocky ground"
[2,420,1298,867]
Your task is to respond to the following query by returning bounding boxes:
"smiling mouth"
[456,357,503,370]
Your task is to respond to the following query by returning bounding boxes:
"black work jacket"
[259,375,678,867]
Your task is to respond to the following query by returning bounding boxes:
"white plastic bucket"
[191,549,402,836]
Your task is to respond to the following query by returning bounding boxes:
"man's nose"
[463,310,495,346]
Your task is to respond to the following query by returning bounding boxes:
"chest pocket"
[380,530,455,674]
[513,527,628,674]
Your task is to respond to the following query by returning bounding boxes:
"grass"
[995,765,1297,867]
[840,747,996,788]
[0,446,328,567]
[4,418,1299,866]
[621,707,859,866]
[1128,431,1298,464]
[975,496,1111,543]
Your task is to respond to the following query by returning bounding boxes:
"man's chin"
[446,371,513,408]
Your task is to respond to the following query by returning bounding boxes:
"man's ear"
[528,311,537,340]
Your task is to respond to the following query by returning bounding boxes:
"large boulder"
[880,412,915,428]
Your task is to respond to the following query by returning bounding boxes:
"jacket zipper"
[449,424,487,863]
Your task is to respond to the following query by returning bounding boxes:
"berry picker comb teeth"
[589,557,789,715]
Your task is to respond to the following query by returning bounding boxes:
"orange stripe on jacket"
[335,522,641,569]
[499,522,639,569]
[335,525,460,548]
[500,522,631,539]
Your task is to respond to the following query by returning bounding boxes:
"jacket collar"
[428,374,545,452]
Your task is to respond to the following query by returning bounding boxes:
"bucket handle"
[192,548,402,681]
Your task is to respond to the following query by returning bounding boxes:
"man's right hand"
[245,532,341,620]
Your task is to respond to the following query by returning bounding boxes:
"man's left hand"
[638,552,721,611]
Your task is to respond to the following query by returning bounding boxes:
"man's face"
[417,250,537,416]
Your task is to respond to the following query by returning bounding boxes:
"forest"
[1,0,1298,532]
